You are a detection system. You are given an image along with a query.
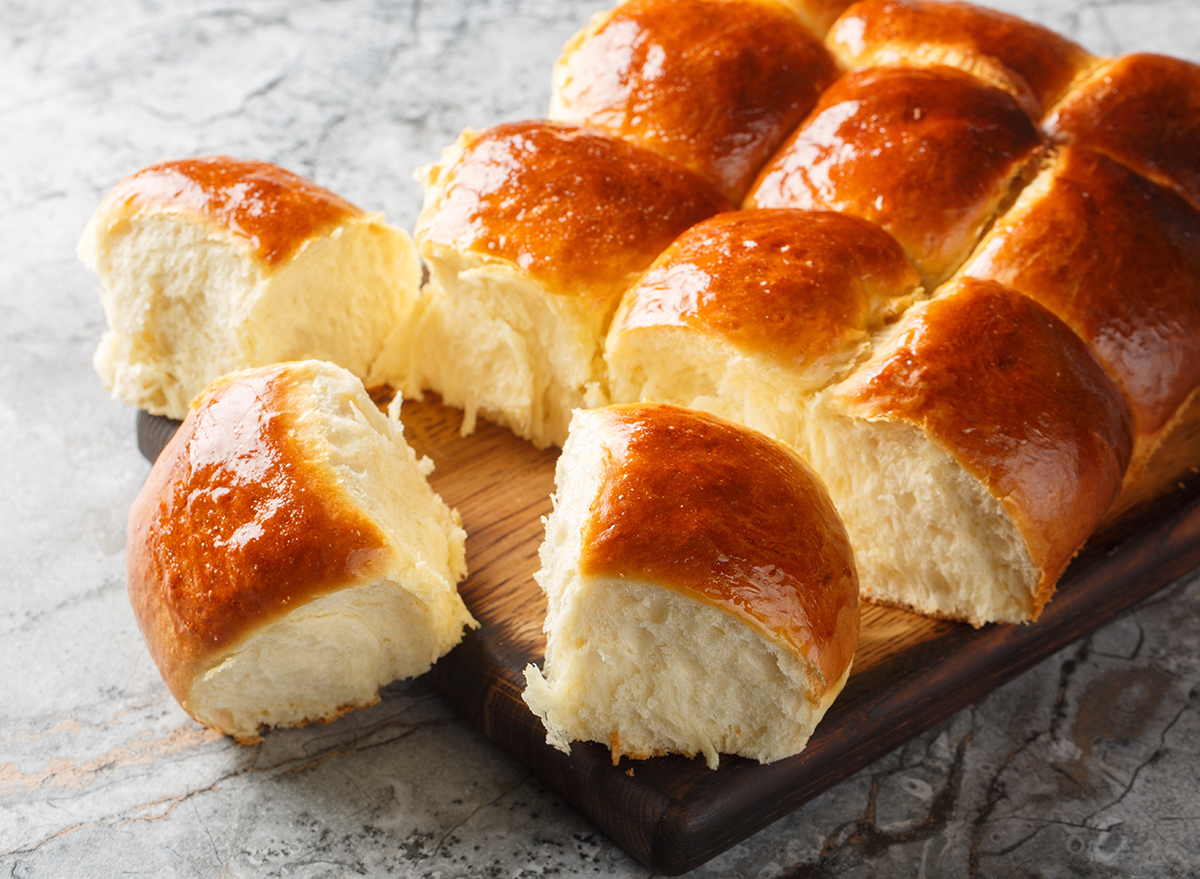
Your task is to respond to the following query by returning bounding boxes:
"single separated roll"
[79,156,421,419]
[126,360,475,743]
[523,403,860,770]
[407,121,729,448]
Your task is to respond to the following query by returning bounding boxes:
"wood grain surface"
[138,394,1200,875]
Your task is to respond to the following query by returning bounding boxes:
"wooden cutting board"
[137,396,1200,875]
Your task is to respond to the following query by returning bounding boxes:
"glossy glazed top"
[416,121,730,301]
[577,403,860,692]
[1044,53,1200,213]
[611,209,920,384]
[827,0,1096,116]
[961,146,1200,438]
[125,365,393,702]
[835,278,1132,610]
[552,0,839,203]
[746,65,1042,286]
[102,156,362,267]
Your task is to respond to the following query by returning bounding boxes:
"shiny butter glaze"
[612,209,921,381]
[745,65,1042,287]
[417,121,730,301]
[835,278,1132,612]
[104,156,362,267]
[1044,54,1200,213]
[962,146,1200,439]
[578,403,859,692]
[552,0,839,203]
[125,366,392,702]
[827,0,1096,117]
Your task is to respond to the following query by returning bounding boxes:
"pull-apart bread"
[606,214,1131,624]
[549,0,839,204]
[805,279,1131,625]
[745,65,1043,287]
[126,360,474,743]
[825,0,1099,118]
[406,121,729,448]
[523,403,859,769]
[958,146,1200,488]
[1043,53,1200,213]
[79,156,421,420]
[606,208,923,443]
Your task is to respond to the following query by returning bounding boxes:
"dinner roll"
[1043,53,1200,213]
[826,0,1098,118]
[523,403,859,770]
[803,279,1131,625]
[959,146,1200,486]
[745,65,1042,287]
[406,121,729,448]
[550,0,838,203]
[605,209,923,442]
[125,360,474,743]
[777,0,859,37]
[79,156,421,420]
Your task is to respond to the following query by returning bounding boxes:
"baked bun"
[826,0,1098,118]
[959,146,1200,485]
[522,403,859,770]
[549,0,838,203]
[776,0,859,37]
[605,208,922,441]
[125,360,474,743]
[406,121,729,448]
[804,278,1131,624]
[745,65,1042,287]
[1043,53,1200,213]
[78,156,421,419]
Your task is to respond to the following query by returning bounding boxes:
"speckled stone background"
[2,1,1199,876]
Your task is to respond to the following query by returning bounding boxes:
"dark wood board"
[138,397,1200,875]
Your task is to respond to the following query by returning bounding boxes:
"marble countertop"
[3,0,1200,875]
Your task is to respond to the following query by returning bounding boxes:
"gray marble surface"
[2,0,1199,876]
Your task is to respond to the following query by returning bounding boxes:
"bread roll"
[549,0,838,203]
[745,65,1042,287]
[959,146,1200,486]
[1043,53,1200,213]
[125,360,474,743]
[776,0,859,37]
[802,279,1131,624]
[78,156,421,420]
[522,403,859,770]
[407,121,729,448]
[605,209,923,440]
[826,0,1098,118]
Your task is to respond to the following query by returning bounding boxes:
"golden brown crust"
[827,0,1096,117]
[961,146,1200,441]
[745,65,1042,286]
[98,156,363,267]
[125,366,393,704]
[415,121,730,303]
[578,403,860,691]
[782,0,859,37]
[1044,53,1200,213]
[611,209,921,376]
[834,279,1132,614]
[552,0,839,203]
